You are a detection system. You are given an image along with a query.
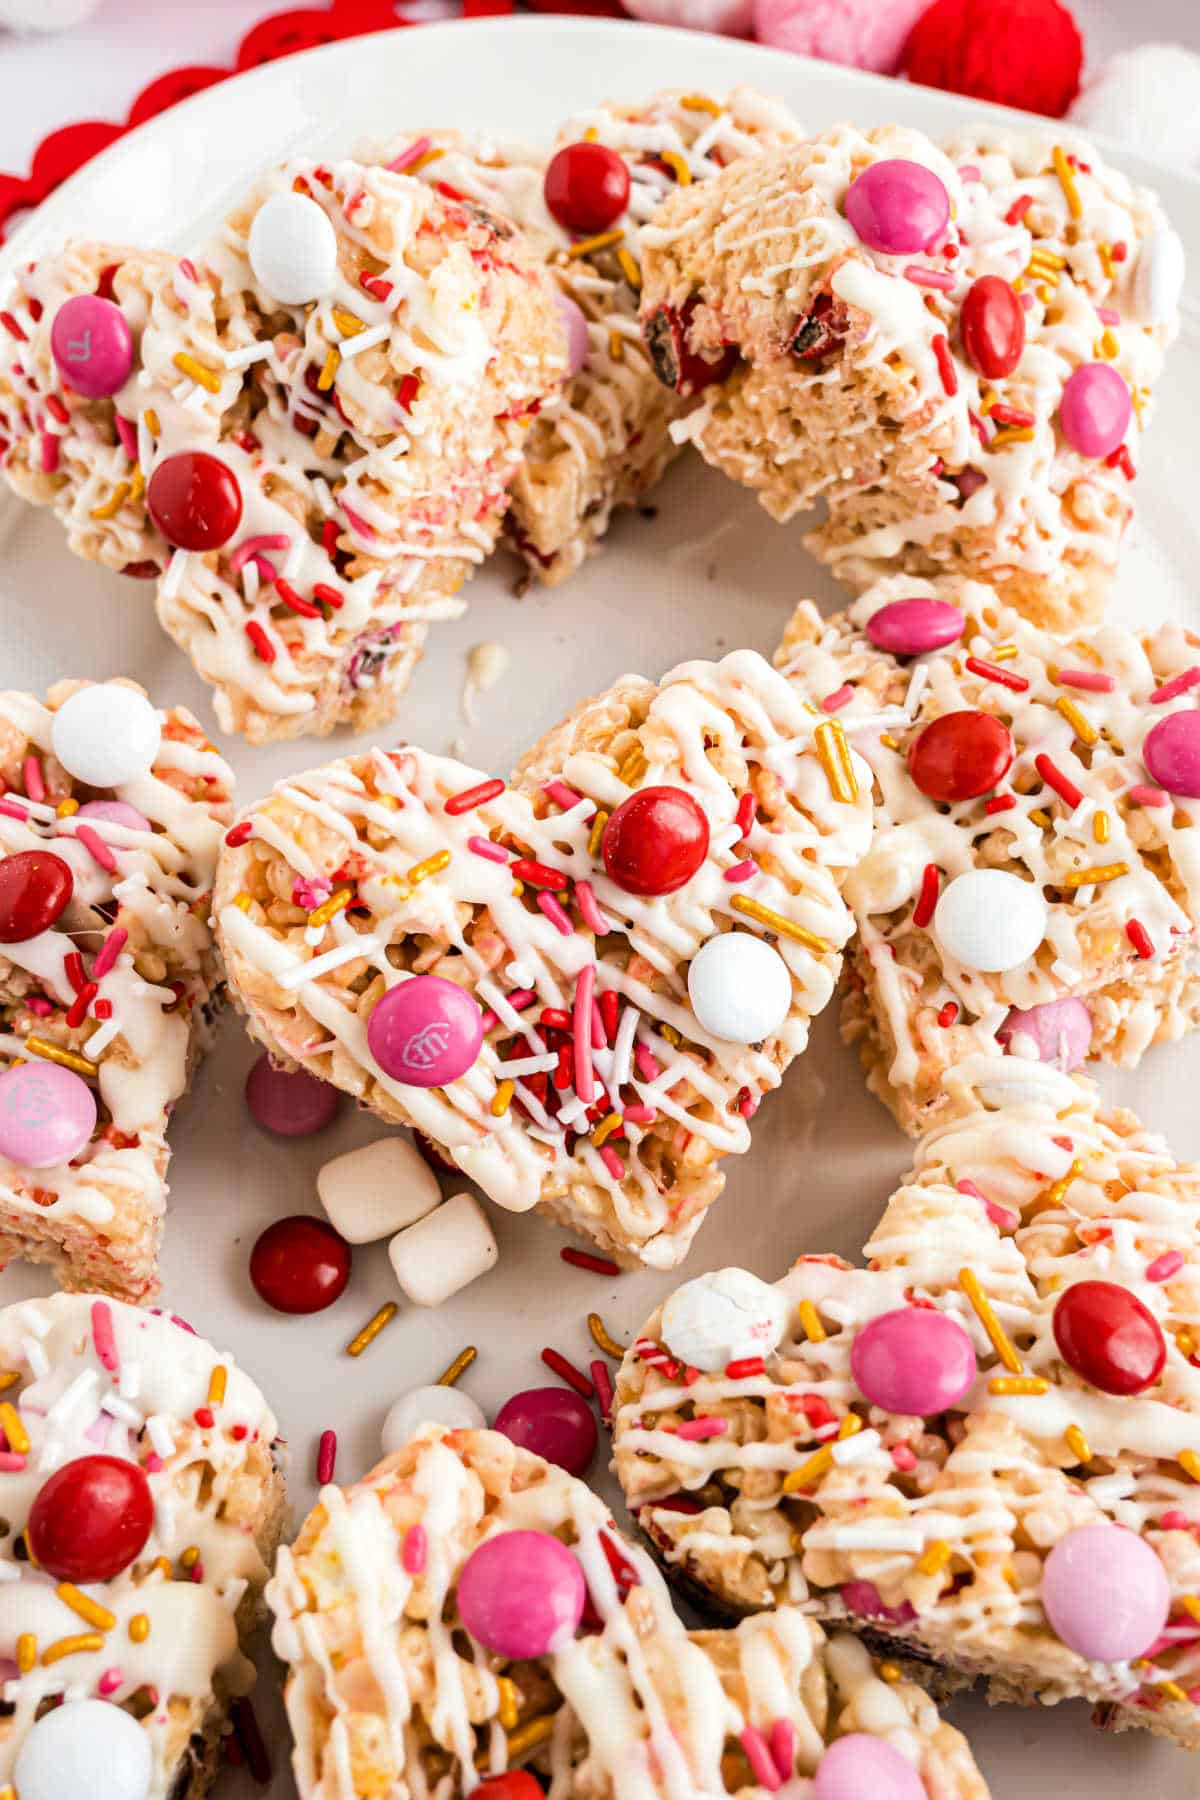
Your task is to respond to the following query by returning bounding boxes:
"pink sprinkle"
[538,891,574,936]
[622,1104,656,1124]
[957,1178,1017,1232]
[958,164,981,182]
[317,1429,337,1484]
[739,1725,782,1791]
[1160,1511,1191,1531]
[341,503,379,542]
[675,1416,728,1441]
[724,860,756,883]
[468,835,509,863]
[92,926,128,980]
[734,792,756,837]
[39,432,59,473]
[1020,292,1035,311]
[143,1453,164,1474]
[179,258,198,283]
[543,779,588,813]
[574,964,597,1104]
[768,1719,797,1784]
[1097,306,1120,326]
[633,1042,660,1082]
[891,1444,918,1471]
[75,823,117,873]
[591,1358,615,1425]
[0,1452,27,1472]
[821,684,854,713]
[387,135,432,173]
[1056,668,1116,693]
[738,1089,760,1121]
[189,1562,204,1583]
[91,1299,119,1375]
[1129,784,1169,807]
[114,414,138,461]
[904,265,956,292]
[1151,666,1200,704]
[24,995,53,1017]
[22,755,45,803]
[402,1524,427,1573]
[574,879,611,937]
[1147,1251,1185,1283]
[97,1668,124,1697]
[599,1145,623,1181]
[0,797,28,821]
[229,533,290,574]
[507,990,536,1013]
[590,998,607,1051]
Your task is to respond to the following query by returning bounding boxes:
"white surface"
[2,15,1200,1797]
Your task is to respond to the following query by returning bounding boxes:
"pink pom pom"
[622,0,755,35]
[754,0,930,72]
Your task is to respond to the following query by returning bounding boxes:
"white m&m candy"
[318,1136,441,1243]
[51,685,161,788]
[249,191,340,305]
[14,1699,152,1800]
[660,1267,788,1372]
[687,931,792,1044]
[381,1384,487,1456]
[934,869,1046,973]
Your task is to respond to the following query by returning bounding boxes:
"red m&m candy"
[27,1454,154,1582]
[960,275,1025,379]
[602,785,710,896]
[907,710,1014,802]
[249,1215,351,1314]
[475,1777,544,1800]
[147,451,243,551]
[544,142,631,235]
[0,851,73,944]
[1052,1280,1166,1395]
[494,1386,598,1476]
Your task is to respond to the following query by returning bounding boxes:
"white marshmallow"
[1134,229,1187,329]
[934,869,1046,973]
[51,685,161,788]
[388,1193,498,1307]
[660,1267,788,1372]
[381,1384,487,1456]
[687,931,792,1043]
[15,1699,153,1800]
[317,1136,440,1244]
[248,191,339,305]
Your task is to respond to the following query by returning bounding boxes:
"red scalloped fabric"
[0,0,622,243]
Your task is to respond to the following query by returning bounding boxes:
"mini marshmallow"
[660,1267,789,1372]
[317,1137,441,1244]
[381,1384,487,1455]
[388,1193,498,1307]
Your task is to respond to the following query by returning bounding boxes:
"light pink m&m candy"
[457,1530,585,1658]
[245,1053,342,1137]
[844,159,949,256]
[1041,1524,1169,1662]
[813,1733,926,1800]
[0,1062,97,1168]
[850,1307,976,1415]
[367,975,483,1088]
[554,292,590,379]
[865,597,964,657]
[998,996,1092,1070]
[1059,362,1132,459]
[75,801,152,833]
[1142,711,1200,798]
[50,294,134,399]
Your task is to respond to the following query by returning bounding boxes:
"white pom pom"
[388,1193,498,1307]
[0,0,102,31]
[318,1138,440,1243]
[660,1267,788,1372]
[1069,44,1200,171]
[621,0,753,31]
[381,1385,487,1456]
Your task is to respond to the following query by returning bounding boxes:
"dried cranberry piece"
[788,291,846,362]
[645,297,738,397]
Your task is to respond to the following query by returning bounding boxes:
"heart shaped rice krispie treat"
[636,124,1181,631]
[615,1054,1200,1749]
[267,1423,990,1798]
[0,679,231,1302]
[0,158,566,743]
[775,574,1200,1136]
[365,85,804,586]
[214,649,872,1268]
[0,1290,284,1800]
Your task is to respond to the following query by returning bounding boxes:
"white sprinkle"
[160,547,190,602]
[21,1337,49,1380]
[0,1563,20,1583]
[83,1019,122,1059]
[101,1393,143,1427]
[221,340,273,370]
[905,662,930,718]
[118,1361,142,1401]
[277,935,385,990]
[155,1499,177,1548]
[831,1427,883,1465]
[610,1004,641,1092]
[816,1524,925,1552]
[146,1414,175,1459]
[495,1053,559,1079]
[337,321,390,360]
[47,1371,98,1428]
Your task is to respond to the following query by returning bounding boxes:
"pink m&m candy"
[813,1734,926,1800]
[865,597,964,657]
[457,1530,585,1658]
[850,1307,976,1415]
[50,294,134,399]
[1142,711,1200,799]
[245,1053,342,1137]
[367,975,483,1088]
[1059,362,1132,459]
[75,800,153,833]
[844,159,950,256]
[554,292,590,379]
[1041,1524,1169,1662]
[494,1387,598,1476]
[0,1062,97,1169]
[998,996,1092,1071]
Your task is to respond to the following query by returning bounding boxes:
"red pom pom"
[903,0,1083,119]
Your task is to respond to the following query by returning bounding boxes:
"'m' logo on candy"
[65,331,93,364]
[397,1021,453,1072]
[1,1070,56,1126]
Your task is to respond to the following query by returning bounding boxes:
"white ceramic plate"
[3,17,1200,1797]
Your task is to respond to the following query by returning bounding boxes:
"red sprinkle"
[0,311,28,342]
[64,951,87,994]
[591,1359,615,1426]
[734,791,756,838]
[541,1346,594,1398]
[932,334,958,396]
[1005,194,1034,226]
[1127,919,1155,959]
[985,794,1017,814]
[225,821,254,848]
[275,579,321,618]
[445,777,505,817]
[397,372,421,412]
[244,620,276,663]
[725,1357,765,1379]
[92,926,127,979]
[987,404,1035,428]
[316,1429,337,1485]
[1106,444,1136,481]
[937,1001,959,1028]
[193,1407,215,1429]
[321,520,340,558]
[965,655,1030,692]
[65,983,98,1029]
[360,272,394,303]
[542,1008,572,1031]
[312,582,344,610]
[511,858,568,891]
[1035,753,1083,809]
[913,863,940,929]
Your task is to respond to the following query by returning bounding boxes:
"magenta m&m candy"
[850,1307,976,1415]
[813,1733,926,1800]
[0,850,73,943]
[959,275,1025,380]
[998,997,1092,1071]
[865,597,964,657]
[28,1454,154,1582]
[49,294,134,399]
[1142,711,1200,799]
[1052,1279,1166,1395]
[249,1215,351,1314]
[554,291,591,378]
[245,1052,342,1137]
[1059,362,1132,459]
[75,800,153,833]
[367,974,484,1087]
[602,785,710,896]
[146,451,244,552]
[844,159,950,256]
[1041,1524,1170,1662]
[907,710,1014,802]
[457,1530,586,1658]
[494,1386,598,1476]
[0,1062,97,1168]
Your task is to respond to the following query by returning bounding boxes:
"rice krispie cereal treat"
[637,124,1182,630]
[214,649,872,1268]
[267,1422,990,1798]
[368,87,803,585]
[0,679,231,1301]
[0,1290,284,1800]
[615,1055,1200,1749]
[776,575,1200,1136]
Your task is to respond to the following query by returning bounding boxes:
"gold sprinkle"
[837,1414,862,1441]
[1027,246,1067,272]
[504,1714,557,1759]
[616,248,642,291]
[179,1546,201,1570]
[56,1583,115,1631]
[89,480,130,521]
[783,1442,833,1495]
[307,885,353,928]
[581,126,598,143]
[815,718,858,805]
[16,1634,36,1673]
[680,93,722,114]
[491,1080,515,1117]
[659,149,692,185]
[1098,328,1120,361]
[317,346,340,391]
[617,747,647,787]
[25,1036,99,1078]
[608,329,624,362]
[990,644,1019,661]
[437,1346,477,1387]
[917,1539,952,1578]
[730,894,831,955]
[347,1302,397,1357]
[510,880,525,899]
[1179,1449,1200,1484]
[55,797,79,817]
[592,1110,623,1148]
[230,891,253,913]
[979,387,996,415]
[1037,283,1055,305]
[497,1675,520,1731]
[879,733,901,751]
[1052,145,1083,219]
[172,351,222,393]
[0,1784,15,1800]
[129,1613,150,1643]
[1160,1681,1191,1705]
[332,307,365,338]
[959,1267,1022,1373]
[1093,811,1110,845]
[407,850,451,885]
[0,1372,17,1391]
[798,1300,826,1344]
[1065,1424,1092,1465]
[0,1402,29,1454]
[988,427,1036,449]
[207,1365,227,1407]
[1055,695,1098,745]
[588,810,609,859]
[1029,808,1052,830]
[588,1313,627,1359]
[143,407,161,437]
[878,1661,903,1684]
[42,1632,105,1666]
[151,1556,172,1579]
[1058,862,1130,889]
[127,464,145,505]
[405,147,444,174]
[566,228,625,261]
[660,1023,681,1047]
[989,1375,1049,1396]
[1181,1596,1200,1625]
[1098,243,1115,281]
